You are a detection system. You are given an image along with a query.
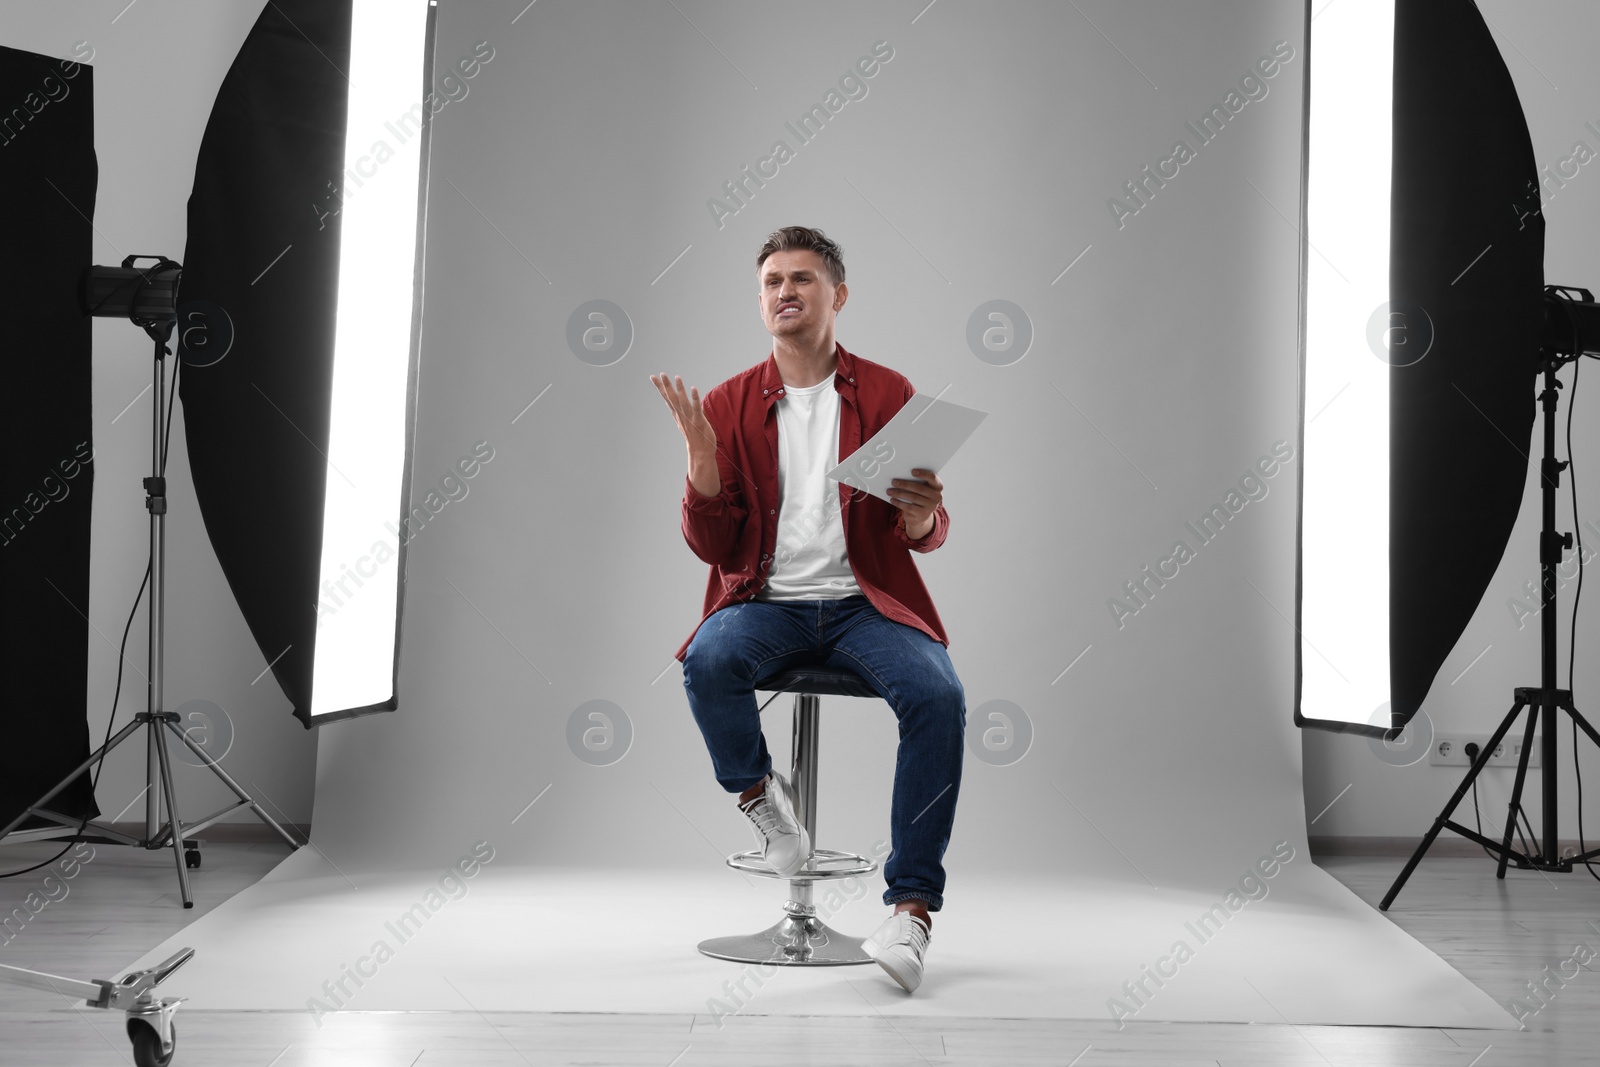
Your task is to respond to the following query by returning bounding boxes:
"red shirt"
[675,341,950,662]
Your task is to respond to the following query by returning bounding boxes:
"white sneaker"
[862,912,931,992]
[738,770,809,878]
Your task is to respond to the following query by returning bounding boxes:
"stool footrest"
[727,847,879,881]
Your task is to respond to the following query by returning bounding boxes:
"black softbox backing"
[0,45,100,825]
[1388,1,1544,729]
[180,0,354,728]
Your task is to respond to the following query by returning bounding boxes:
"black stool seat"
[757,664,879,700]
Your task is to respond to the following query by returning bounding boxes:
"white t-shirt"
[756,377,863,601]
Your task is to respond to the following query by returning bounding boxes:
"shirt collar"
[759,341,855,403]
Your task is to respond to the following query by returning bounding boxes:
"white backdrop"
[116,1,1517,1029]
[306,0,1314,892]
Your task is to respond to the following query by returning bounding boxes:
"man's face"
[757,249,845,340]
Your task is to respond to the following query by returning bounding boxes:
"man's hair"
[755,225,845,289]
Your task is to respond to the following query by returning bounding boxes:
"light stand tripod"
[0,313,297,908]
[1382,336,1600,909]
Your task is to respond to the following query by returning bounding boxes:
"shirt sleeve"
[888,376,948,553]
[680,391,749,565]
[893,500,948,552]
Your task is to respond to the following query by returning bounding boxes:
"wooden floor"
[1,839,1598,1066]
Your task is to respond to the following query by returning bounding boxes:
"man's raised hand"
[650,373,718,456]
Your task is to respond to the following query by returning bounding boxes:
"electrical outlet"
[1430,735,1498,766]
[1430,734,1540,768]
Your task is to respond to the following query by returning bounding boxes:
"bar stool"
[697,663,881,966]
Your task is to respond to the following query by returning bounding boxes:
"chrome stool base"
[698,914,870,966]
[699,848,880,965]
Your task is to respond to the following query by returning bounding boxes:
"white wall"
[1302,0,1600,843]
[2,2,316,829]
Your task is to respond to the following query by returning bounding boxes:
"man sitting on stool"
[651,224,966,993]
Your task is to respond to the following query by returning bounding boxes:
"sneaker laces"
[889,913,930,953]
[740,793,783,839]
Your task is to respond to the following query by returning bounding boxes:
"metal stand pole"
[146,342,192,903]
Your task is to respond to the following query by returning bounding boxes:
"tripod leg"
[152,728,193,908]
[1565,702,1600,751]
[0,720,147,842]
[163,721,300,850]
[1381,702,1527,910]
[1497,708,1541,878]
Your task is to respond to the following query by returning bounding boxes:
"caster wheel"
[129,1020,175,1067]
[184,849,201,870]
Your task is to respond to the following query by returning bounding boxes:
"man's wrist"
[904,515,934,541]
[686,447,721,498]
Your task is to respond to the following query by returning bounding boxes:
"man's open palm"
[651,373,718,455]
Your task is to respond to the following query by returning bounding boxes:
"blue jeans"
[681,594,965,911]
